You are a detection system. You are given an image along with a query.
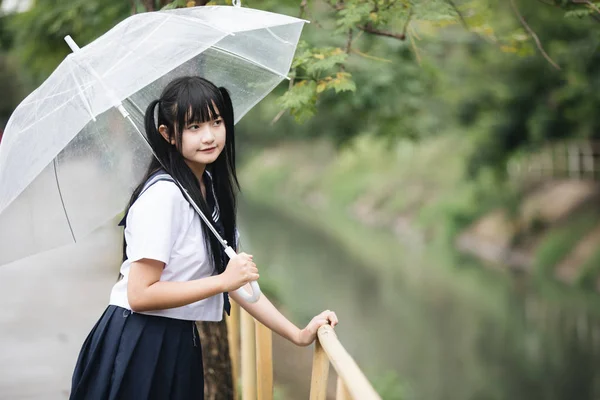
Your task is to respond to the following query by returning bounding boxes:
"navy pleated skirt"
[70,305,204,400]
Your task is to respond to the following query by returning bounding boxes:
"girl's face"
[160,105,226,167]
[180,110,226,166]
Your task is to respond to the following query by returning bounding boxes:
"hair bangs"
[174,81,225,133]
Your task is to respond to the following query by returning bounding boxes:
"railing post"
[583,142,594,180]
[241,308,257,400]
[309,337,330,400]
[569,143,581,179]
[336,375,352,400]
[256,321,273,400]
[227,300,241,400]
[317,325,381,399]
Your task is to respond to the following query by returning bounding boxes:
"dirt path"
[0,223,121,399]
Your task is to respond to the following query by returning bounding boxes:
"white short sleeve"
[125,181,186,264]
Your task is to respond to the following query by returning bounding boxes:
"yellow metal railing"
[227,301,381,400]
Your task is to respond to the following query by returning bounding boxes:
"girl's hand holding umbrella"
[220,252,259,292]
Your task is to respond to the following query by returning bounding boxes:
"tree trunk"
[141,0,156,11]
[197,316,235,400]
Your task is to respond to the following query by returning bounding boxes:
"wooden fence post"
[227,300,241,400]
[309,339,330,400]
[583,142,595,180]
[569,143,581,179]
[241,309,257,400]
[256,321,273,400]
[317,325,381,399]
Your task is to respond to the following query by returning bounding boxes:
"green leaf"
[329,72,356,93]
[278,80,318,122]
[306,48,347,75]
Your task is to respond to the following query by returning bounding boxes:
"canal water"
[239,198,600,400]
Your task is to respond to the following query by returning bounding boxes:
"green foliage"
[335,2,373,33]
[371,370,411,400]
[5,0,130,86]
[0,54,23,125]
[278,80,318,122]
[4,0,600,172]
[160,0,191,10]
[575,247,600,290]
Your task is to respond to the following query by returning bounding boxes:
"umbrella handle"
[224,246,261,303]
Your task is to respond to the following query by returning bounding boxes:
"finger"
[327,314,338,326]
[330,312,339,325]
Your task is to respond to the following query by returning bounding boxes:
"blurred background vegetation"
[3,0,600,399]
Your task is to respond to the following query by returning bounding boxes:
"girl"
[69,76,338,400]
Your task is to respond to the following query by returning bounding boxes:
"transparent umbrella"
[0,4,307,302]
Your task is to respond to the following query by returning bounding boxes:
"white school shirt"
[109,180,224,321]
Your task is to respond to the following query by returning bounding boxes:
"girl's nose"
[201,129,215,144]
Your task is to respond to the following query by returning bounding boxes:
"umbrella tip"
[64,35,81,53]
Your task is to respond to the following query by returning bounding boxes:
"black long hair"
[122,76,239,275]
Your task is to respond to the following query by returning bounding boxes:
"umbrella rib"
[13,45,289,135]
[21,70,97,108]
[100,12,235,81]
[100,16,174,80]
[53,159,77,243]
[210,44,290,80]
[167,13,235,36]
[67,58,97,121]
[265,27,293,45]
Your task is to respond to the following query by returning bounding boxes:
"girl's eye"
[189,124,200,130]
[213,119,223,126]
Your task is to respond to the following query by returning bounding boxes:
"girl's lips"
[199,147,216,153]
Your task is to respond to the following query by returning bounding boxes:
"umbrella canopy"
[0,6,306,266]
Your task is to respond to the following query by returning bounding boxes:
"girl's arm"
[230,285,338,347]
[128,253,257,312]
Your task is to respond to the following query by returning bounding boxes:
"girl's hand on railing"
[296,309,339,347]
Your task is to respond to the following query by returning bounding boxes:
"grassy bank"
[238,134,600,299]
[237,135,524,311]
[239,134,512,265]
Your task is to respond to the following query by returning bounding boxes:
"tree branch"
[446,0,496,44]
[141,0,155,11]
[339,28,353,72]
[299,0,325,28]
[402,8,413,39]
[509,0,561,70]
[345,29,353,53]
[408,28,421,65]
[572,0,600,14]
[358,23,406,40]
[299,0,308,19]
[270,75,296,125]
